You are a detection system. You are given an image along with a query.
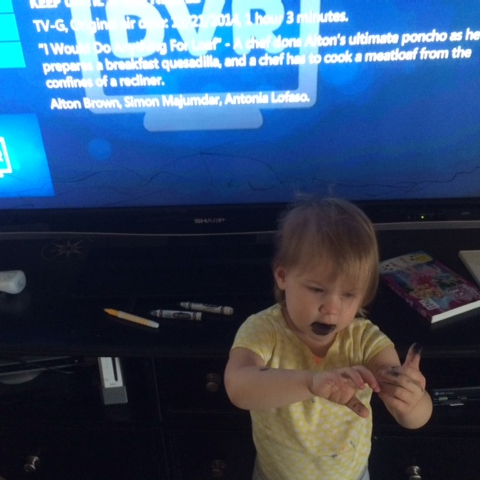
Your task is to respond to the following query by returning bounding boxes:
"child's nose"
[319,295,341,314]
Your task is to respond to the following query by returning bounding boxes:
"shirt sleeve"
[231,311,276,363]
[359,319,395,365]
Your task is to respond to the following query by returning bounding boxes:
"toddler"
[224,197,432,480]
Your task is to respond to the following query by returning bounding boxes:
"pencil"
[104,308,159,329]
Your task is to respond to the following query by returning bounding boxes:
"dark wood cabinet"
[370,433,480,480]
[1,228,480,479]
[154,357,255,479]
[369,353,480,480]
[166,429,255,480]
[0,357,165,480]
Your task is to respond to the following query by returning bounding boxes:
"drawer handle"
[24,454,41,473]
[406,465,422,480]
[211,459,226,477]
[205,373,222,393]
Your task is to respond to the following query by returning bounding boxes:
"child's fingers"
[353,365,381,392]
[377,365,426,395]
[403,343,422,370]
[338,366,380,394]
[345,395,370,418]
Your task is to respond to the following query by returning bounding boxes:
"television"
[1,0,480,237]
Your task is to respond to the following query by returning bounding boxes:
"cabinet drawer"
[370,435,480,480]
[154,358,247,422]
[0,426,164,480]
[166,428,255,480]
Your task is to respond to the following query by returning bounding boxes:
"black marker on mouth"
[311,322,336,336]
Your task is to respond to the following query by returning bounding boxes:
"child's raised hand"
[310,366,380,418]
[376,343,426,416]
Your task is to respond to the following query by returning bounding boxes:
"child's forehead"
[296,256,367,287]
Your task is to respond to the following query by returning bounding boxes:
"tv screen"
[1,0,479,234]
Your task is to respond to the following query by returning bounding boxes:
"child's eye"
[308,286,324,293]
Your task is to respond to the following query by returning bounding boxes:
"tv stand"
[1,226,480,479]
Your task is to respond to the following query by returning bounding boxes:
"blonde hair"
[273,197,379,314]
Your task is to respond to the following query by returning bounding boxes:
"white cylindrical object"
[179,302,234,316]
[150,309,202,321]
[0,270,26,294]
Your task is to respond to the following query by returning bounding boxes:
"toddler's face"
[274,262,364,348]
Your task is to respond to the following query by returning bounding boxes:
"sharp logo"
[194,218,226,224]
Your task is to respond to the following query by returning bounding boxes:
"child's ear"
[274,266,287,290]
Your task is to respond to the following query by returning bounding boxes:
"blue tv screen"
[0,0,479,232]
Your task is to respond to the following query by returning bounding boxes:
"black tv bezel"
[1,197,480,238]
